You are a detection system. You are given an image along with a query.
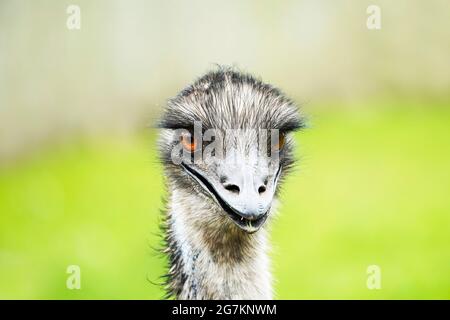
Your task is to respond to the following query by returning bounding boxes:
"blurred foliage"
[1,104,449,299]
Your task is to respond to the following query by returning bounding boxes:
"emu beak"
[181,163,281,233]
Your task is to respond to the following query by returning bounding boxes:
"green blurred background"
[0,0,449,299]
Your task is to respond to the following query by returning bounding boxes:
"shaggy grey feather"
[158,67,304,299]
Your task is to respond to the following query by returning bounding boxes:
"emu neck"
[166,188,272,300]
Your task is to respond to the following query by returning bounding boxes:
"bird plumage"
[158,67,304,299]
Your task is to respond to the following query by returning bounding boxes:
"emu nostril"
[258,185,267,194]
[224,184,240,194]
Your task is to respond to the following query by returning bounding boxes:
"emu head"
[159,69,303,234]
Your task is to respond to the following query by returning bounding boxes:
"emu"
[158,68,304,299]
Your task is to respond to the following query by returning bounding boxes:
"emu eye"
[272,132,286,152]
[181,132,198,152]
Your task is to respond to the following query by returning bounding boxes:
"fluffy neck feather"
[164,188,272,299]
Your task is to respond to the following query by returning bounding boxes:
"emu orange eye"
[181,133,198,152]
[272,133,286,152]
